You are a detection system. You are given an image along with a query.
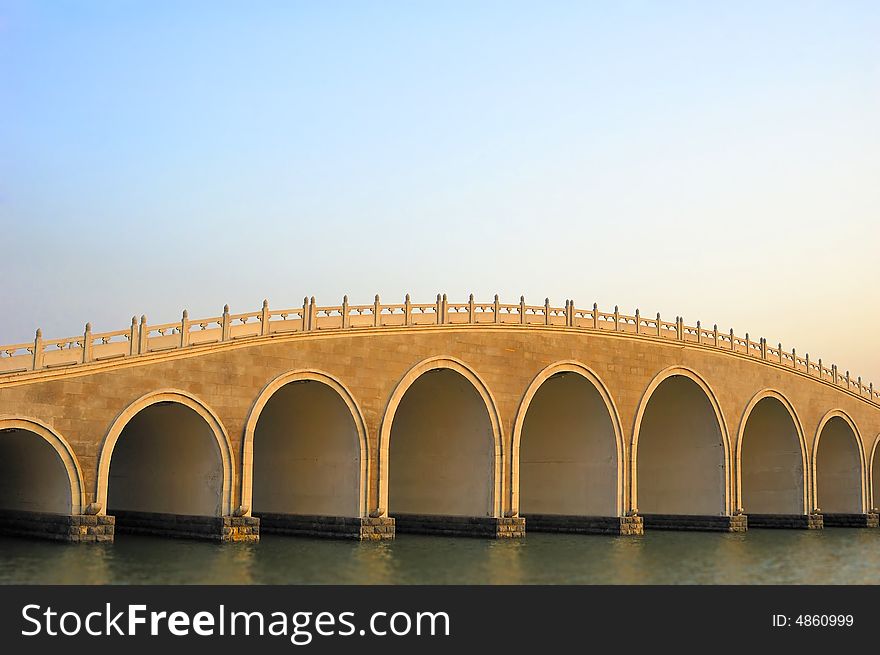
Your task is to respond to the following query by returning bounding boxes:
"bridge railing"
[1,295,877,406]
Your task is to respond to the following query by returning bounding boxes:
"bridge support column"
[112,510,259,542]
[255,513,395,540]
[821,513,879,528]
[522,514,643,536]
[746,514,823,529]
[641,514,748,532]
[0,510,115,543]
[393,514,525,538]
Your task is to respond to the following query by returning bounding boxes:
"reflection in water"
[2,529,880,584]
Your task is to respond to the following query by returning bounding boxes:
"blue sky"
[1,1,878,381]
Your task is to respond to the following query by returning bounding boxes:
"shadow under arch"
[871,433,880,513]
[0,416,85,515]
[735,389,809,516]
[241,369,370,518]
[377,356,503,519]
[510,360,625,517]
[812,409,867,516]
[631,365,733,518]
[95,389,235,517]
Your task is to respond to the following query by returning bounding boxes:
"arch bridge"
[1,294,878,542]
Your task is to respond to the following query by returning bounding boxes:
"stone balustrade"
[1,294,877,407]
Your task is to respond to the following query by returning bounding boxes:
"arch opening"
[739,396,805,515]
[873,437,880,513]
[107,402,224,517]
[519,371,618,516]
[0,428,72,515]
[252,379,361,517]
[636,374,726,516]
[815,416,862,514]
[388,368,495,517]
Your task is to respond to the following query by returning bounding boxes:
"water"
[3,528,880,584]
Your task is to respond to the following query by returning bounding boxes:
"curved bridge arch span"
[511,361,625,518]
[870,433,880,512]
[632,366,733,518]
[812,409,867,516]
[735,389,809,516]
[377,356,503,519]
[241,369,370,519]
[95,389,235,517]
[0,416,85,515]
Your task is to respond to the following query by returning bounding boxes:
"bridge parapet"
[1,295,877,407]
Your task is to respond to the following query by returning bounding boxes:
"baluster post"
[309,297,316,331]
[373,294,381,327]
[435,294,443,325]
[761,337,767,360]
[635,308,641,335]
[846,370,851,388]
[302,297,310,331]
[221,305,231,340]
[138,316,148,354]
[82,323,92,363]
[260,300,269,336]
[713,324,719,347]
[614,305,620,331]
[442,293,448,324]
[180,310,189,346]
[519,296,526,325]
[31,329,43,370]
[341,295,350,329]
[832,364,838,384]
[129,316,138,355]
[791,348,796,369]
[805,353,810,375]
[593,303,599,329]
[404,294,412,326]
[695,320,701,344]
[544,297,551,325]
[656,313,662,337]
[493,294,500,324]
[468,294,475,324]
[778,343,783,364]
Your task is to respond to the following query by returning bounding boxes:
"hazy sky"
[2,2,878,383]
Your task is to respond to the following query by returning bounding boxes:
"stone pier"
[821,513,879,528]
[111,510,259,542]
[0,510,115,543]
[747,514,823,529]
[522,514,644,536]
[641,514,748,532]
[393,514,526,538]
[255,513,395,540]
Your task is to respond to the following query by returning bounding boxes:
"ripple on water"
[1,529,879,584]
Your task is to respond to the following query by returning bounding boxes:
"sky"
[1,1,878,383]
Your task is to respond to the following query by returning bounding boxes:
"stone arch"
[735,389,809,515]
[511,361,624,517]
[0,416,85,515]
[378,356,502,518]
[241,369,369,518]
[871,433,880,512]
[95,389,234,517]
[812,410,866,514]
[632,366,731,515]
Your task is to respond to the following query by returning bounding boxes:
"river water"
[2,528,880,584]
